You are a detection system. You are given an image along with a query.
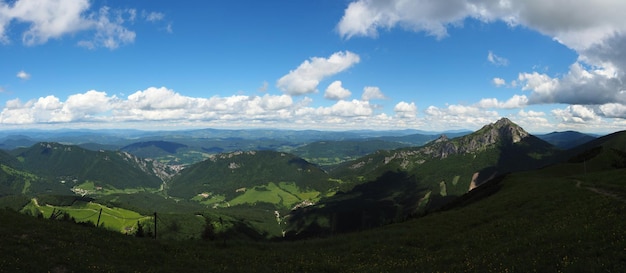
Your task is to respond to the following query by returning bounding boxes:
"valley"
[1,118,625,271]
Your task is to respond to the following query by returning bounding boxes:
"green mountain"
[168,150,332,205]
[536,130,597,149]
[560,130,626,172]
[120,140,188,159]
[10,142,177,193]
[1,143,624,272]
[288,139,414,167]
[288,118,558,236]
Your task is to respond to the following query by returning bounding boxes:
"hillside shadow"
[436,174,507,211]
[287,170,427,238]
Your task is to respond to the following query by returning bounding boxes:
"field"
[20,198,150,233]
[229,182,321,209]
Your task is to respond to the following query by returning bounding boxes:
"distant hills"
[1,120,625,271]
[0,118,623,241]
[536,130,597,149]
[0,127,471,166]
[6,142,176,195]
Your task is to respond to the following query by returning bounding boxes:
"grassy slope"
[12,142,163,190]
[1,163,624,272]
[168,151,330,200]
[20,198,150,233]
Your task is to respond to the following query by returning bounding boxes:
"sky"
[1,0,626,134]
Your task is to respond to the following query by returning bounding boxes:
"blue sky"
[1,0,625,133]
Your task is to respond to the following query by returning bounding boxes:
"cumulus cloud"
[277,51,360,96]
[394,101,417,118]
[361,86,386,101]
[0,86,428,129]
[492,77,506,87]
[599,103,626,118]
[424,104,499,129]
[16,70,30,80]
[337,0,626,116]
[322,99,373,117]
[487,51,509,66]
[519,62,625,105]
[0,0,164,49]
[337,0,626,49]
[513,109,550,131]
[0,0,91,45]
[552,105,601,123]
[324,81,352,100]
[0,87,298,125]
[476,95,528,109]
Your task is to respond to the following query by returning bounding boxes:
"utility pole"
[96,208,103,227]
[154,212,157,239]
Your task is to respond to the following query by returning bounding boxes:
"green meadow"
[21,198,150,233]
[229,182,321,209]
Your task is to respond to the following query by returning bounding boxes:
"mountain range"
[0,118,625,272]
[0,118,620,239]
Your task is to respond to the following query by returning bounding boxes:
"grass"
[21,198,150,233]
[72,181,160,196]
[1,165,625,272]
[228,182,321,209]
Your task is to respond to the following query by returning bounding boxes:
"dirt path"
[575,180,625,203]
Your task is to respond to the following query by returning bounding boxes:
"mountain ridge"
[288,118,558,236]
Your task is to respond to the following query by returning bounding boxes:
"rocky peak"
[434,134,448,143]
[419,118,530,159]
[487,117,529,143]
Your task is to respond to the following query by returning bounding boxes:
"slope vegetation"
[1,158,624,272]
[289,118,559,235]
[10,142,176,192]
[168,150,332,206]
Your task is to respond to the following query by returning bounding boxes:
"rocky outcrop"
[417,118,530,159]
[348,118,533,171]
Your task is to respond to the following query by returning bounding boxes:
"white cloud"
[361,86,386,101]
[337,0,472,39]
[144,11,164,22]
[552,105,601,123]
[0,87,300,125]
[487,51,508,66]
[492,77,506,87]
[337,0,626,118]
[518,109,545,118]
[514,109,550,132]
[394,101,417,118]
[598,103,626,118]
[519,62,625,105]
[337,0,626,50]
[0,0,91,45]
[424,104,499,129]
[0,0,164,49]
[477,95,528,109]
[324,80,352,100]
[16,70,30,80]
[79,7,136,50]
[312,99,374,117]
[0,86,411,129]
[277,51,360,96]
